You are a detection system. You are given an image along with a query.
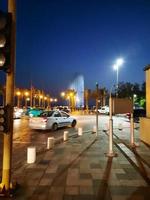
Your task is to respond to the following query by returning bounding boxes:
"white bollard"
[92,125,96,133]
[103,123,109,132]
[64,131,69,141]
[27,146,36,164]
[78,127,83,136]
[47,137,55,149]
[118,123,123,131]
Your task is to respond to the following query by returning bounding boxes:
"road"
[0,114,135,175]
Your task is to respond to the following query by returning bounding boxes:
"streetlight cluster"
[61,89,76,111]
[15,87,57,108]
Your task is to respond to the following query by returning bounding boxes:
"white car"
[29,110,77,131]
[98,106,109,115]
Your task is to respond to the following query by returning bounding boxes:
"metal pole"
[109,94,113,154]
[130,113,135,147]
[33,96,35,107]
[96,83,98,137]
[25,98,27,108]
[30,84,33,107]
[1,0,16,191]
[85,90,89,113]
[17,95,20,107]
[116,67,119,97]
[106,89,117,157]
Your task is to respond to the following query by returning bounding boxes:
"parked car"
[98,106,109,115]
[29,110,77,131]
[62,107,71,113]
[26,108,44,117]
[13,107,23,119]
[126,109,146,122]
[54,106,71,113]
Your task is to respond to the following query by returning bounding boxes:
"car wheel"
[52,123,58,131]
[71,120,77,127]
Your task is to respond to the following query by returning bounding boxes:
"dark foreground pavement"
[1,128,150,200]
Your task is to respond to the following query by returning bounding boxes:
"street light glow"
[116,58,124,66]
[61,92,65,97]
[16,91,21,96]
[24,91,29,96]
[113,64,118,70]
[113,57,124,97]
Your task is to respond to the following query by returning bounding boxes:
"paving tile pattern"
[2,129,150,200]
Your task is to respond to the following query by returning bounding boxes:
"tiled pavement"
[2,128,150,200]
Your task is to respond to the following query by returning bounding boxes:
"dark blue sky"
[1,0,150,96]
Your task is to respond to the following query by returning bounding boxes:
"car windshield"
[39,111,54,117]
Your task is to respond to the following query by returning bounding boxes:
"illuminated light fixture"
[116,58,124,66]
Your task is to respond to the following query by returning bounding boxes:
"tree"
[115,81,146,108]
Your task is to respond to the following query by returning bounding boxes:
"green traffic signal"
[0,10,12,73]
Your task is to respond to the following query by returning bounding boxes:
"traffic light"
[0,105,11,133]
[0,10,12,73]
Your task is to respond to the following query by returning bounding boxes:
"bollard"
[103,123,109,132]
[47,137,55,149]
[78,127,83,136]
[64,131,69,141]
[27,146,36,164]
[92,125,96,133]
[118,123,122,130]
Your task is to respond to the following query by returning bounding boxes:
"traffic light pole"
[0,0,16,193]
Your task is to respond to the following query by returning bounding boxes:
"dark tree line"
[114,82,146,108]
[117,82,145,98]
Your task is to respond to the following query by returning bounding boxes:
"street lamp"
[54,98,57,102]
[113,58,124,97]
[61,92,65,97]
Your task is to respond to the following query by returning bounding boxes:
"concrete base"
[140,117,150,145]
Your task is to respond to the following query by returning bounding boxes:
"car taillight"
[126,113,131,118]
[42,117,48,122]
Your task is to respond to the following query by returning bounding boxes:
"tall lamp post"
[113,58,124,97]
[24,91,29,108]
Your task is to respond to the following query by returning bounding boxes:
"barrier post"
[47,137,55,149]
[92,125,96,133]
[64,131,68,141]
[27,146,36,164]
[78,127,83,136]
[130,114,139,147]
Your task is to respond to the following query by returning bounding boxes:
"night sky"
[1,0,150,96]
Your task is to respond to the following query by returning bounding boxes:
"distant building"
[69,74,84,108]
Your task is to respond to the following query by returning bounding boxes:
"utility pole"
[0,0,16,194]
[30,81,33,107]
[85,89,89,113]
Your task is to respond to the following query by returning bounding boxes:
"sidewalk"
[3,129,150,200]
